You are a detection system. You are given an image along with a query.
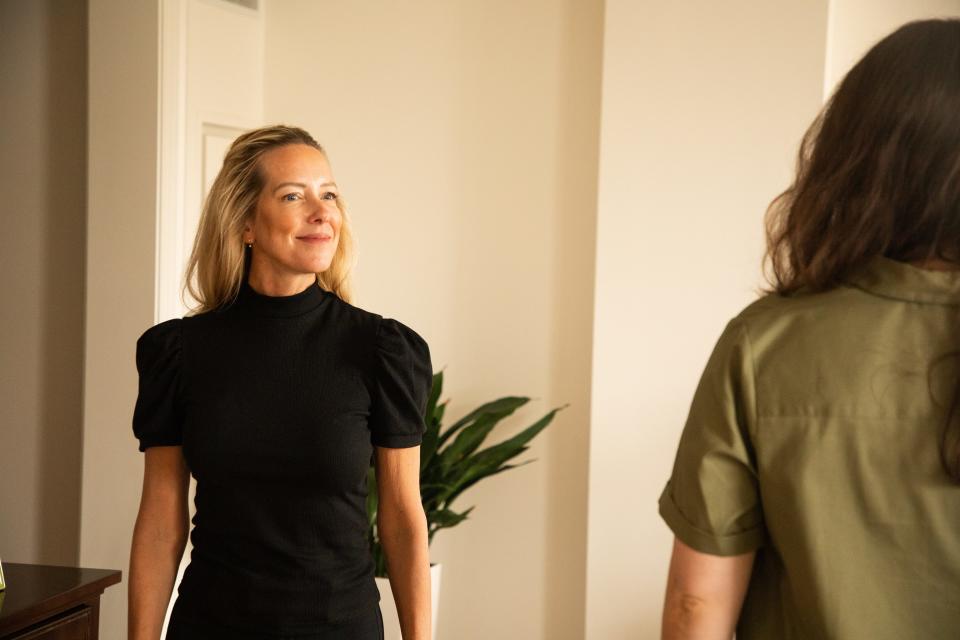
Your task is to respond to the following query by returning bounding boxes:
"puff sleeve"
[368,317,433,448]
[658,317,765,556]
[132,318,185,452]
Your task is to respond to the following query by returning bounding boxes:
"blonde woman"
[129,125,432,640]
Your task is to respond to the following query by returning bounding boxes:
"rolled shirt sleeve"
[659,317,766,556]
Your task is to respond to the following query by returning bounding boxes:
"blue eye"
[322,192,337,201]
[282,193,300,202]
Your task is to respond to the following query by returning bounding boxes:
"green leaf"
[425,371,443,420]
[419,482,453,492]
[437,406,565,506]
[437,396,533,475]
[436,446,530,506]
[366,367,568,552]
[436,396,530,448]
[419,481,453,508]
[427,506,475,528]
[448,460,534,504]
[420,401,447,473]
[420,373,445,472]
[475,405,565,461]
[438,412,507,474]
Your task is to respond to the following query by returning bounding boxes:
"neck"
[247,266,317,297]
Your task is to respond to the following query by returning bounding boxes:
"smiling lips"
[297,234,332,243]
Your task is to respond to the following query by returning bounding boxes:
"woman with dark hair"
[128,126,433,639]
[660,19,960,639]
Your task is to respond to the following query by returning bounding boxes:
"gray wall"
[0,0,87,565]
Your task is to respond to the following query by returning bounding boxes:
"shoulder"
[329,297,429,349]
[732,284,869,349]
[320,294,383,331]
[352,308,432,373]
[375,316,430,360]
[694,286,871,383]
[364,316,432,419]
[726,285,884,413]
[136,317,183,354]
[134,318,185,382]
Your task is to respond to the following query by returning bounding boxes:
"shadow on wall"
[35,0,87,566]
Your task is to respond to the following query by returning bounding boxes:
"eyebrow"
[272,181,337,194]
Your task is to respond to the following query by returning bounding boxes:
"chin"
[307,259,334,273]
[295,253,335,274]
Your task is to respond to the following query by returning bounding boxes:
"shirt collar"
[843,255,960,305]
[231,277,328,317]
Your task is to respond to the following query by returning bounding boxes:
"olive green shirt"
[659,256,960,639]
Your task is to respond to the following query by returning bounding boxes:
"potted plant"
[366,370,564,639]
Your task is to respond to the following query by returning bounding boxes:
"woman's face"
[243,143,342,289]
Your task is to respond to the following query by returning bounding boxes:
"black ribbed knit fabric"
[132,278,432,636]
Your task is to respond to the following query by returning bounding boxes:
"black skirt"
[164,604,384,640]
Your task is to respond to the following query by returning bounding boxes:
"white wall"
[0,0,87,567]
[45,2,960,639]
[264,2,603,639]
[585,2,829,637]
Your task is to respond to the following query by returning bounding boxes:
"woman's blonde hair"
[183,125,355,314]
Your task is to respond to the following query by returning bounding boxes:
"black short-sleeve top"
[131,278,432,633]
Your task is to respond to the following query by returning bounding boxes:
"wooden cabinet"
[0,564,121,640]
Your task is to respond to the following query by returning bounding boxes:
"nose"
[308,197,332,223]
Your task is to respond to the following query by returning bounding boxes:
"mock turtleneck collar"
[234,278,328,317]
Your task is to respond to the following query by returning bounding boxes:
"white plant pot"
[375,563,442,640]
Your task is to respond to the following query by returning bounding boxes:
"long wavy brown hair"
[183,125,356,314]
[763,19,960,481]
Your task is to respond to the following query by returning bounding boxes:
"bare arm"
[662,537,755,640]
[129,446,190,640]
[376,445,430,640]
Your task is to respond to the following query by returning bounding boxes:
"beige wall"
[81,2,160,639]
[0,0,87,567]
[584,1,960,638]
[263,2,603,638]
[585,2,829,637]
[5,1,959,639]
